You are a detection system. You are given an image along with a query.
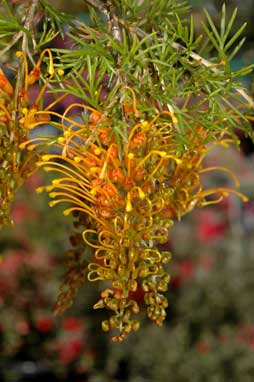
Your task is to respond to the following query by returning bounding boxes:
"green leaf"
[203,8,221,46]
[228,37,246,62]
[36,23,59,50]
[0,18,28,33]
[223,7,238,43]
[39,0,75,38]
[224,23,247,52]
[201,21,220,52]
[220,3,226,42]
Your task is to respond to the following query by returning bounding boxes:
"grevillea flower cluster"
[24,91,248,341]
[0,49,58,227]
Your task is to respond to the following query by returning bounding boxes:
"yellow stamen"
[199,166,240,187]
[36,48,54,76]
[99,144,115,180]
[83,229,112,249]
[48,183,96,204]
[16,51,29,99]
[44,93,68,112]
[94,148,101,155]
[63,207,106,226]
[90,167,99,173]
[198,187,248,202]
[61,102,98,127]
[74,156,81,163]
[122,86,139,118]
[125,122,144,158]
[131,186,145,200]
[136,150,167,168]
[126,192,133,212]
[36,186,46,194]
[36,160,91,185]
[0,104,11,120]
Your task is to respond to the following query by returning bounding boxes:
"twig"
[85,0,110,21]
[133,26,254,107]
[85,0,122,42]
[174,42,254,107]
[22,0,39,53]
[0,32,22,59]
[83,0,254,108]
[13,0,40,130]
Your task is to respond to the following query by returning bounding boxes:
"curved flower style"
[32,95,247,341]
[0,49,62,228]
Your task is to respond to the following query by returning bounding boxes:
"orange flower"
[34,96,247,341]
[0,68,13,96]
[0,49,64,228]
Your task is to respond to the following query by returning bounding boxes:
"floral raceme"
[0,49,61,228]
[28,96,247,342]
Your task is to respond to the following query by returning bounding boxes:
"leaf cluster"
[0,0,76,57]
[39,0,75,38]
[0,1,28,51]
[0,0,253,152]
[49,0,253,151]
[110,0,190,31]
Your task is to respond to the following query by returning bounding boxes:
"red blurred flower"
[196,340,211,354]
[62,317,82,332]
[25,249,53,270]
[35,317,53,333]
[170,259,195,289]
[0,251,24,275]
[25,173,43,191]
[179,259,194,281]
[196,210,227,242]
[170,275,181,289]
[58,339,83,364]
[11,202,37,224]
[238,324,254,350]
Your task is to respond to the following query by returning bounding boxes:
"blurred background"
[1,1,254,381]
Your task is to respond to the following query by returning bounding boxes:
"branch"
[83,1,254,108]
[22,0,40,51]
[84,0,122,42]
[0,32,22,59]
[132,26,254,108]
[13,0,40,130]
[84,0,110,21]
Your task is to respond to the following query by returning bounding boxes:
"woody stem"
[13,0,40,131]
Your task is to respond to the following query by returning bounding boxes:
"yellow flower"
[35,98,247,341]
[0,49,63,228]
